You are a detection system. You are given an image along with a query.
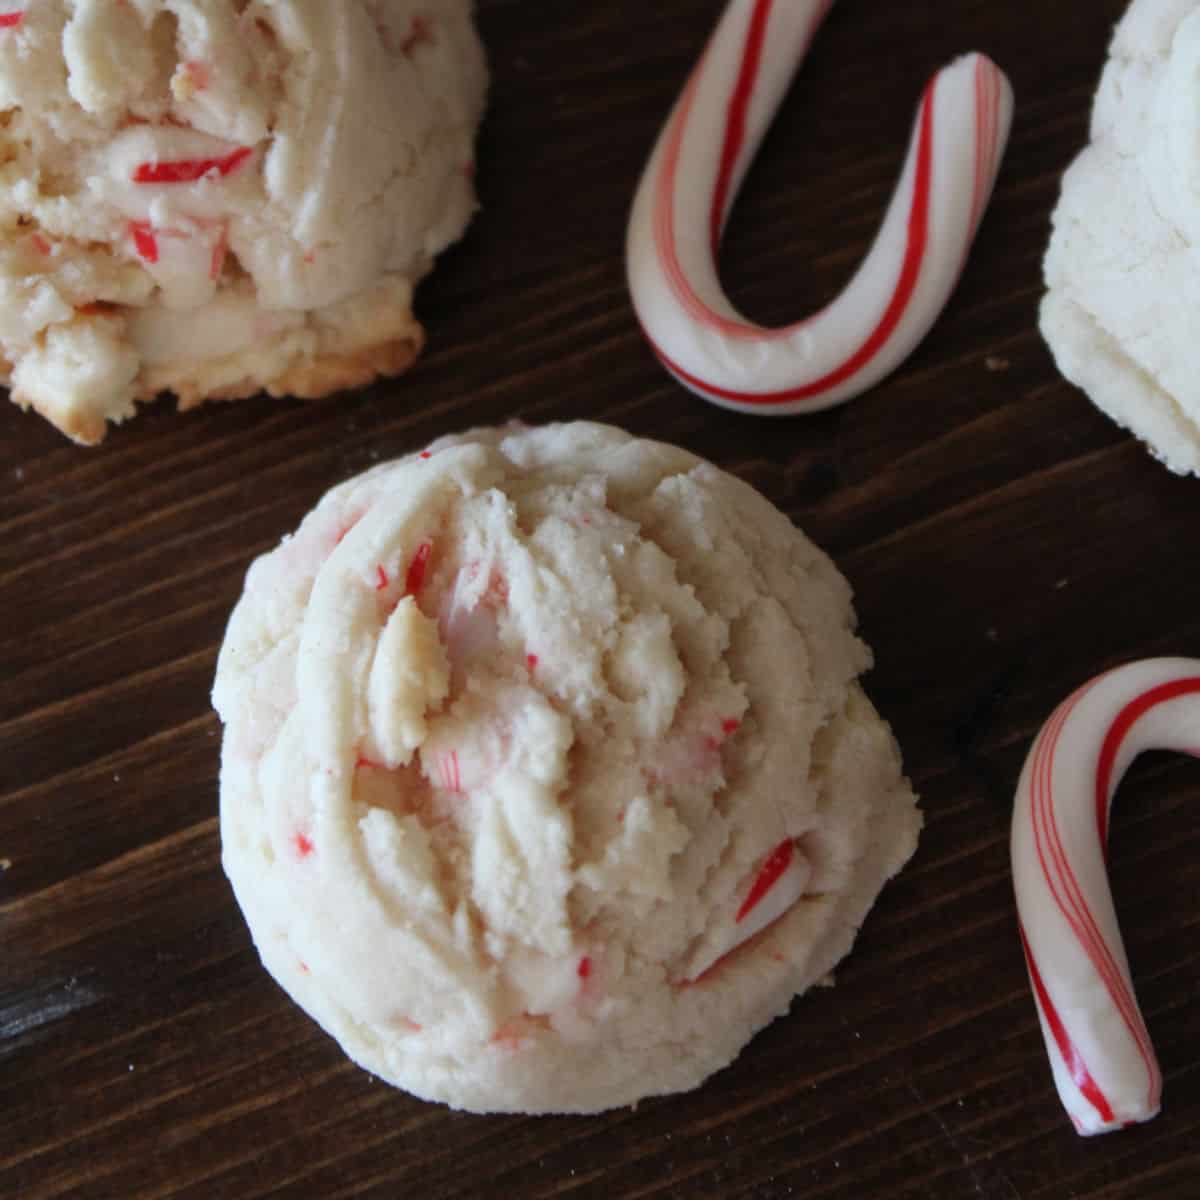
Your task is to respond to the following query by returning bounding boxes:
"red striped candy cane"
[626,0,1013,414]
[1011,658,1200,1135]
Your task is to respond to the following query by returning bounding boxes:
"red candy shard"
[133,145,252,185]
[419,450,432,460]
[404,540,432,596]
[0,12,23,29]
[294,832,315,858]
[129,221,159,263]
[735,839,794,924]
[721,717,741,735]
[375,565,389,591]
[31,233,51,255]
[526,653,538,670]
[577,956,592,980]
[355,754,384,770]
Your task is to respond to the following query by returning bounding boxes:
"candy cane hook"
[626,0,1014,414]
[1011,658,1200,1135]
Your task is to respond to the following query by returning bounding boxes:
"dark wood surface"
[4,1,1199,1196]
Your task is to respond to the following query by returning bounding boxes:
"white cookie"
[213,421,921,1114]
[1041,0,1200,474]
[0,1,486,443]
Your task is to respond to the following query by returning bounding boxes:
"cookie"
[213,421,921,1113]
[1041,0,1200,474]
[0,1,486,443]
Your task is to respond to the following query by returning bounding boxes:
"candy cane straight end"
[625,0,1014,415]
[1011,658,1200,1135]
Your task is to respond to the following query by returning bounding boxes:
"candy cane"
[1011,658,1200,1135]
[684,838,811,984]
[625,0,1013,414]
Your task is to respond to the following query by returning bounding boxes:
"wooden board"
[3,2,1199,1196]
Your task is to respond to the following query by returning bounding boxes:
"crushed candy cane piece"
[129,221,159,264]
[405,541,433,596]
[737,839,795,922]
[133,146,253,185]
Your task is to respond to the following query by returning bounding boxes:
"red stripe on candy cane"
[708,0,769,257]
[627,0,1013,415]
[1018,922,1116,1128]
[651,13,928,349]
[1050,688,1162,1072]
[1094,677,1200,846]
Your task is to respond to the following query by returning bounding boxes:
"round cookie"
[1041,0,1200,474]
[212,421,921,1113]
[0,1,486,443]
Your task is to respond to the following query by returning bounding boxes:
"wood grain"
[3,1,1199,1196]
